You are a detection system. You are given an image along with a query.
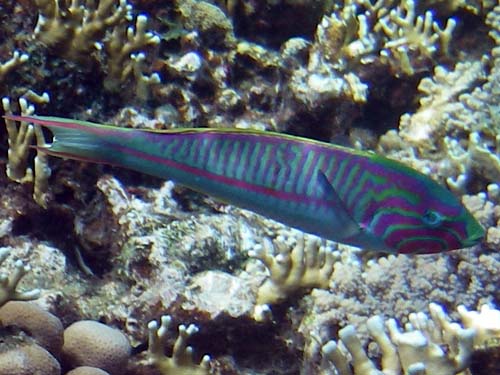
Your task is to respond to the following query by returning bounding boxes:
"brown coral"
[0,301,63,356]
[62,320,131,375]
[0,343,61,375]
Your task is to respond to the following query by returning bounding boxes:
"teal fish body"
[5,115,484,253]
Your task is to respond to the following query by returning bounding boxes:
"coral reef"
[384,4,500,191]
[398,60,486,148]
[103,14,161,92]
[377,0,456,75]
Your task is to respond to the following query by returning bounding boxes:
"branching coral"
[289,0,458,112]
[33,0,160,93]
[103,14,161,92]
[321,303,481,375]
[381,4,500,191]
[437,5,500,188]
[249,236,335,306]
[2,97,35,184]
[0,248,40,308]
[148,315,211,375]
[378,0,456,75]
[394,4,500,192]
[0,51,28,82]
[422,0,497,15]
[2,93,51,207]
[289,5,370,107]
[33,0,132,61]
[316,0,457,76]
[445,132,500,191]
[128,53,161,101]
[313,3,376,68]
[399,60,486,148]
[444,6,500,137]
[457,304,500,349]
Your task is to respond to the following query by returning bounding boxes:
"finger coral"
[0,51,28,82]
[33,0,160,94]
[317,0,457,76]
[2,94,51,207]
[399,60,486,148]
[250,236,335,306]
[379,4,500,193]
[457,304,500,349]
[321,303,484,375]
[0,248,40,308]
[104,14,160,92]
[148,315,211,375]
[290,5,370,107]
[378,0,456,75]
[439,5,500,186]
[33,0,132,61]
[288,0,458,116]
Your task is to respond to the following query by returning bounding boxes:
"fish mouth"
[461,232,484,248]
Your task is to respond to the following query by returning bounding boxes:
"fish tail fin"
[4,115,132,164]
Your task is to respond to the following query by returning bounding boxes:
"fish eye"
[422,210,443,227]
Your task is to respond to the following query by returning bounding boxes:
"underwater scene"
[0,0,499,374]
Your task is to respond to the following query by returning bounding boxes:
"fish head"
[414,204,484,253]
[369,173,484,254]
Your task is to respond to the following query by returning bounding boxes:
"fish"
[4,115,484,254]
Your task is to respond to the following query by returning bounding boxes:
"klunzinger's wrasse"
[4,115,484,254]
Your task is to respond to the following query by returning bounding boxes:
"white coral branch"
[250,236,335,306]
[0,248,40,308]
[148,315,211,375]
[321,303,481,375]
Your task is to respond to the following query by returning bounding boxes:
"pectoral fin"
[316,170,361,239]
[317,170,394,252]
